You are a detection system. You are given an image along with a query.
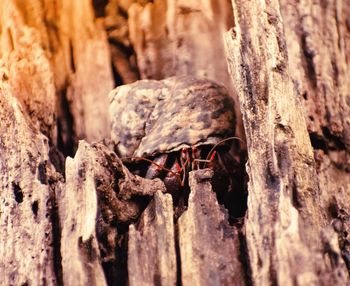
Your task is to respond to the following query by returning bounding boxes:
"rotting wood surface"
[224,0,349,285]
[0,0,350,285]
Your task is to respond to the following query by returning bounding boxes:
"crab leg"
[144,154,169,179]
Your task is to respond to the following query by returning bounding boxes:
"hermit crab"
[109,76,244,215]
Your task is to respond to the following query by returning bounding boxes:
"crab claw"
[164,159,183,192]
[180,148,189,161]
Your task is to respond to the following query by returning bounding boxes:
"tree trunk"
[224,1,349,284]
[0,0,349,285]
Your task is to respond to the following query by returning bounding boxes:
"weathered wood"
[178,169,245,286]
[1,0,350,285]
[0,1,114,283]
[280,1,350,269]
[127,168,246,286]
[59,141,107,286]
[0,2,62,285]
[104,0,140,84]
[0,85,59,285]
[57,0,114,143]
[59,140,168,285]
[224,0,349,285]
[0,0,114,146]
[128,191,176,286]
[280,0,350,152]
[0,0,56,137]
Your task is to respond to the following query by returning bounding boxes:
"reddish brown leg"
[191,146,201,170]
[144,154,169,179]
[192,150,217,169]
[178,148,189,185]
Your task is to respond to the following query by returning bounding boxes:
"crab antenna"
[204,136,245,168]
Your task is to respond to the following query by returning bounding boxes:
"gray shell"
[109,76,236,158]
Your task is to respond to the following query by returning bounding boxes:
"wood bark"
[224,1,350,285]
[0,0,114,147]
[128,191,177,286]
[178,169,245,286]
[0,0,349,285]
[0,82,60,285]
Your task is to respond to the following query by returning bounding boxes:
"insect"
[109,76,239,196]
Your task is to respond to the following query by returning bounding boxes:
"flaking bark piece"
[77,141,167,224]
[118,166,167,201]
[60,141,108,286]
[128,191,177,286]
[60,141,167,284]
[0,86,59,285]
[178,169,245,286]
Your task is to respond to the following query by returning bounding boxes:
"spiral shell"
[109,76,236,158]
